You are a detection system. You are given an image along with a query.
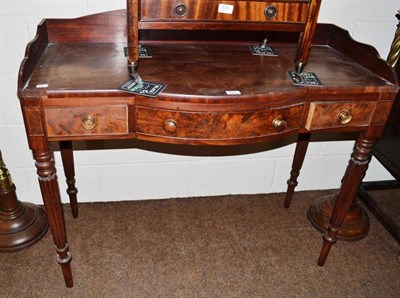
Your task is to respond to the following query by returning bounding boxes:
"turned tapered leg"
[318,134,373,266]
[60,141,78,218]
[34,148,73,287]
[284,133,311,208]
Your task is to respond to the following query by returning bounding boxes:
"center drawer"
[136,104,304,141]
[140,0,309,23]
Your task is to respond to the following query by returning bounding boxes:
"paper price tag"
[218,4,234,14]
[225,90,241,95]
[36,83,48,88]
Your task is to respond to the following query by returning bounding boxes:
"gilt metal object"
[387,11,400,68]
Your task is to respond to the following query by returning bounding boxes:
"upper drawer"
[305,101,376,131]
[44,106,128,137]
[140,0,309,23]
[136,104,304,141]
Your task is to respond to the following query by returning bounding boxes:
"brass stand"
[0,150,48,252]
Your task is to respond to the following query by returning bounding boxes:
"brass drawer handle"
[163,119,177,134]
[337,110,352,125]
[81,115,96,130]
[272,117,287,132]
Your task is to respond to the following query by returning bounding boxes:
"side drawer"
[44,106,128,137]
[305,101,376,131]
[136,104,304,141]
[140,0,309,23]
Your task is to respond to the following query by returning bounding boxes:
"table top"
[25,42,393,101]
[18,10,397,104]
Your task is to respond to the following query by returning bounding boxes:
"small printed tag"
[218,4,234,14]
[119,79,166,97]
[123,46,152,58]
[288,71,323,86]
[36,83,48,88]
[225,90,241,95]
[249,45,277,56]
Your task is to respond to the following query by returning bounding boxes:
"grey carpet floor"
[1,189,399,297]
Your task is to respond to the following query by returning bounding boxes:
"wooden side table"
[16,10,398,287]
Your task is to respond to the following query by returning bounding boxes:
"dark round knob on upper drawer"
[265,5,278,19]
[174,4,187,17]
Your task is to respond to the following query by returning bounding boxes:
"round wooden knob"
[81,115,96,130]
[272,117,287,132]
[337,110,352,125]
[163,119,177,134]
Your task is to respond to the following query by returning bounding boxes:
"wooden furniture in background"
[17,10,398,287]
[357,12,400,246]
[0,150,48,252]
[126,0,322,73]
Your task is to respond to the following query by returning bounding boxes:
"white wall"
[0,0,399,204]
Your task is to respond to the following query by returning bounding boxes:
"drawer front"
[140,0,309,23]
[136,104,303,140]
[305,101,376,131]
[45,106,128,137]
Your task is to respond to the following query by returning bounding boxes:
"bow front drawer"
[140,0,309,23]
[44,106,129,137]
[136,104,304,141]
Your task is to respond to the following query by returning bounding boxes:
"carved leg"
[60,141,78,218]
[318,134,373,266]
[34,148,73,287]
[284,133,311,208]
